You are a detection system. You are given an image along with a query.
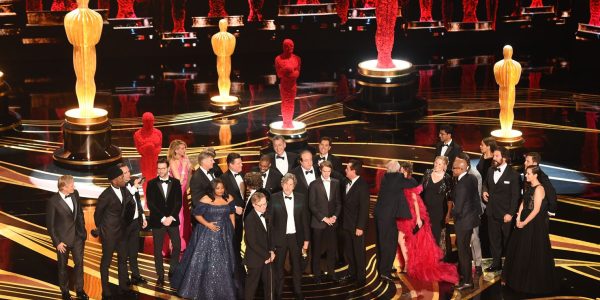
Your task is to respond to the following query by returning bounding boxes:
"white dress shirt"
[275,152,289,175]
[493,163,507,184]
[441,139,453,156]
[317,153,328,166]
[322,176,331,200]
[126,183,144,221]
[283,192,296,234]
[302,167,316,186]
[158,176,171,223]
[111,185,123,203]
[58,191,74,212]
[200,167,215,181]
[346,176,360,193]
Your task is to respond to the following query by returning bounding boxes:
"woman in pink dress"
[168,139,192,252]
[396,161,458,284]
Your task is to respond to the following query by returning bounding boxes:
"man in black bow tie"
[252,155,283,195]
[291,150,320,197]
[147,158,182,286]
[482,146,519,272]
[47,175,88,300]
[313,137,344,179]
[223,152,247,288]
[268,135,298,176]
[435,124,463,174]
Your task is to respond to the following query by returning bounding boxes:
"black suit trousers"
[245,263,274,300]
[375,216,398,277]
[311,226,337,277]
[275,234,303,298]
[100,236,128,296]
[57,238,84,293]
[456,227,473,284]
[487,216,512,266]
[124,220,141,277]
[152,226,181,277]
[342,228,366,281]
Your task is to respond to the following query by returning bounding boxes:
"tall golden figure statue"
[211,19,236,98]
[493,45,521,137]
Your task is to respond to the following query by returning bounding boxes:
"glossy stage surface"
[0,44,599,300]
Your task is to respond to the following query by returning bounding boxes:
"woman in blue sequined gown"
[170,178,237,299]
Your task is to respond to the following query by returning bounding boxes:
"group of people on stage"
[46,125,558,300]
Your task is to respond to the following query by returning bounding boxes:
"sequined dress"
[170,201,237,299]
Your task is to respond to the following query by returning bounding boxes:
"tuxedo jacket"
[94,185,136,240]
[342,176,370,232]
[125,180,144,227]
[243,188,271,220]
[269,191,310,248]
[268,151,298,174]
[374,173,418,220]
[222,170,245,209]
[46,190,86,247]
[244,210,274,268]
[189,168,214,208]
[452,173,482,231]
[313,153,344,177]
[146,176,183,229]
[251,166,283,195]
[434,140,463,170]
[291,166,320,197]
[483,166,520,219]
[308,178,342,229]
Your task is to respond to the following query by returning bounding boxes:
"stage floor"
[0,46,599,300]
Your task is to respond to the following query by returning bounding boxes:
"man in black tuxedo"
[313,137,344,179]
[189,151,217,228]
[222,152,246,284]
[116,163,148,286]
[252,154,283,195]
[269,135,298,176]
[291,150,319,197]
[374,160,418,282]
[482,146,520,272]
[146,158,182,286]
[308,161,341,283]
[341,159,370,284]
[94,166,136,299]
[205,147,224,178]
[243,172,271,219]
[452,159,482,290]
[46,175,88,300]
[524,152,557,217]
[435,124,463,173]
[270,173,310,300]
[244,192,276,300]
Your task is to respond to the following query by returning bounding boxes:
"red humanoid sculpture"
[208,0,228,17]
[591,0,600,26]
[51,0,77,11]
[337,0,349,24]
[375,0,398,68]
[275,39,301,129]
[134,112,163,195]
[248,0,264,21]
[529,0,543,8]
[172,0,187,32]
[420,0,433,21]
[462,0,478,22]
[116,0,136,18]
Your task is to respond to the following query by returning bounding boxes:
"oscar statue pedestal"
[277,4,338,30]
[521,6,555,18]
[491,129,526,168]
[192,15,244,31]
[23,9,108,45]
[268,121,307,147]
[447,21,493,32]
[160,31,197,48]
[576,23,600,41]
[0,71,21,133]
[53,108,122,168]
[344,59,426,131]
[210,95,240,113]
[405,21,446,37]
[108,17,155,41]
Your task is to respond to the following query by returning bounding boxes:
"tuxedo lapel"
[157,181,167,202]
[71,193,78,221]
[56,193,74,216]
[166,181,173,200]
[298,172,309,190]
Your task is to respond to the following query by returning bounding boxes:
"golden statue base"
[191,16,245,29]
[491,129,526,168]
[53,108,122,168]
[210,95,240,113]
[447,21,493,32]
[268,121,308,144]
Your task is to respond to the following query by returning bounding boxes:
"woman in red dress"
[396,161,458,284]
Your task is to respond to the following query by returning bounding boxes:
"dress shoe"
[456,282,474,290]
[156,276,165,287]
[485,265,502,272]
[475,266,483,275]
[76,290,89,300]
[61,291,72,300]
[131,275,148,285]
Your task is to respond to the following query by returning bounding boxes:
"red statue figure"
[116,0,136,18]
[134,112,163,195]
[420,0,433,21]
[51,0,77,11]
[208,0,228,17]
[462,0,478,22]
[529,0,543,8]
[118,95,139,118]
[26,0,42,11]
[591,0,600,26]
[375,0,398,68]
[275,39,301,129]
[248,0,264,21]
[172,0,187,32]
[337,0,349,24]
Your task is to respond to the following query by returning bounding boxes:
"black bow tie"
[318,157,325,161]
[494,167,501,172]
[276,155,285,160]
[305,170,313,175]
[160,179,170,184]
[64,194,72,199]
[284,196,292,200]
[207,169,215,175]
[234,173,241,177]
[443,143,449,147]
[261,172,267,178]
[259,214,265,218]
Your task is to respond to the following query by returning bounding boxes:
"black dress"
[421,169,452,245]
[503,185,556,294]
[476,155,493,181]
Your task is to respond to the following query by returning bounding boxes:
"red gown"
[396,185,458,284]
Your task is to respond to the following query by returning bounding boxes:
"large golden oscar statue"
[209,19,240,112]
[491,45,523,144]
[53,0,122,168]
